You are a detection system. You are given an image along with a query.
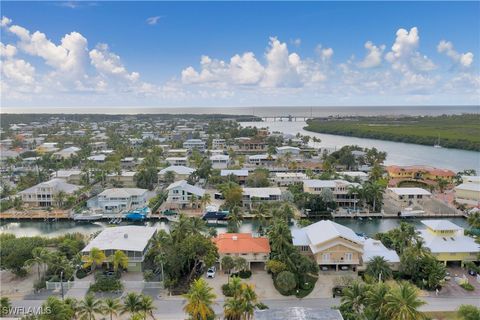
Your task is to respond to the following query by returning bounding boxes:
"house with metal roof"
[418,219,480,266]
[88,188,148,213]
[18,178,80,208]
[166,180,206,209]
[242,187,282,209]
[292,220,364,271]
[82,226,157,271]
[159,165,196,181]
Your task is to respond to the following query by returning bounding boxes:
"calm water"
[3,105,478,116]
[0,217,469,238]
[240,120,480,172]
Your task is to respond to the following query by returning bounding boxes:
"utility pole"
[60,271,64,300]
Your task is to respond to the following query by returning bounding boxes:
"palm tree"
[223,298,243,320]
[122,292,141,317]
[348,185,362,211]
[240,283,258,320]
[384,282,426,320]
[366,181,384,212]
[83,247,106,271]
[138,295,155,320]
[111,250,129,273]
[365,282,389,320]
[251,203,269,231]
[366,256,393,281]
[102,298,121,320]
[78,294,103,320]
[200,193,212,210]
[64,298,79,320]
[189,194,198,209]
[183,278,216,320]
[227,206,243,233]
[340,281,367,317]
[56,191,67,208]
[25,247,50,281]
[0,297,11,317]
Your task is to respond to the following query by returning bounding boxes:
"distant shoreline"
[304,114,480,152]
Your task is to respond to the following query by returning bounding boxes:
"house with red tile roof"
[213,233,270,270]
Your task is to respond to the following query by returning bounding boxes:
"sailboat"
[434,134,442,148]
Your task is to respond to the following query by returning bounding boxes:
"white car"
[206,266,216,278]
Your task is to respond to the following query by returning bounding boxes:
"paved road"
[10,295,480,319]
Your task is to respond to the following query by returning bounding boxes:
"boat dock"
[0,210,70,220]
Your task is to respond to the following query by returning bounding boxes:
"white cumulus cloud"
[437,40,474,67]
[358,41,385,68]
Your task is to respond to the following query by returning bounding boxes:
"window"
[322,253,330,261]
[345,252,353,261]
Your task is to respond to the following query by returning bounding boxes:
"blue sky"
[1,1,479,108]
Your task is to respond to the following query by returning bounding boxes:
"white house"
[183,139,206,151]
[89,188,148,213]
[242,187,282,209]
[165,157,188,166]
[455,177,480,206]
[53,146,81,159]
[51,169,82,184]
[303,179,360,208]
[166,180,206,208]
[212,139,226,150]
[340,171,369,183]
[248,154,277,166]
[18,178,80,208]
[276,146,301,155]
[360,238,400,271]
[158,165,195,181]
[272,172,307,186]
[210,154,230,169]
[386,187,431,206]
[87,154,106,163]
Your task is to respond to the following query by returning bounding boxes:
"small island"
[304,113,480,151]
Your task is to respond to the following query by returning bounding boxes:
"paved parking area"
[426,267,480,297]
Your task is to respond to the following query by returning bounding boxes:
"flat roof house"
[165,157,188,166]
[418,220,480,266]
[213,233,271,270]
[292,220,364,271]
[210,154,230,169]
[276,146,301,155]
[106,171,137,187]
[183,139,206,152]
[303,179,360,208]
[455,181,480,207]
[166,180,206,209]
[272,172,307,186]
[82,226,157,272]
[88,188,148,213]
[248,154,277,166]
[19,178,80,208]
[221,169,249,184]
[52,169,82,184]
[242,187,282,210]
[386,187,431,207]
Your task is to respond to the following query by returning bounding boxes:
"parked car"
[206,266,216,278]
[320,266,329,271]
[468,269,478,276]
[340,266,349,271]
[332,286,346,298]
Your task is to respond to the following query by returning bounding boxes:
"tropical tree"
[340,281,367,318]
[239,283,258,320]
[365,181,384,212]
[122,292,141,317]
[365,282,389,320]
[164,170,176,184]
[138,295,155,320]
[0,297,11,317]
[82,247,106,271]
[458,305,480,320]
[111,250,129,273]
[384,282,426,320]
[227,206,243,233]
[40,296,74,320]
[233,256,248,273]
[347,185,362,211]
[183,278,216,320]
[223,298,244,320]
[25,247,50,281]
[366,256,393,281]
[64,298,79,320]
[102,298,121,320]
[275,271,297,295]
[221,256,235,277]
[200,193,212,210]
[78,294,103,320]
[55,191,67,208]
[436,178,449,193]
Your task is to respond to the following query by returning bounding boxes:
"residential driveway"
[311,271,359,298]
[423,267,480,298]
[66,274,93,299]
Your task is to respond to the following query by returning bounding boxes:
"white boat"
[73,212,103,221]
[400,207,425,217]
[434,135,442,148]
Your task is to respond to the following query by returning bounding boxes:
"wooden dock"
[0,210,70,220]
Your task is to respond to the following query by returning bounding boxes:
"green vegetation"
[459,282,475,291]
[339,281,426,320]
[305,114,480,151]
[457,305,480,320]
[89,273,123,293]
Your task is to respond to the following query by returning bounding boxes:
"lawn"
[304,114,480,151]
[424,311,460,320]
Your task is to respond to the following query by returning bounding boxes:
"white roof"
[107,171,136,177]
[82,226,157,253]
[455,183,480,192]
[221,169,249,177]
[276,146,300,151]
[242,187,282,198]
[421,219,463,231]
[159,165,195,175]
[87,154,106,161]
[388,187,431,196]
[168,149,188,153]
[340,171,368,177]
[19,178,80,195]
[249,154,277,160]
[166,157,188,161]
[462,176,480,184]
[363,238,400,263]
[53,170,82,178]
[274,172,307,178]
[98,188,147,198]
[210,154,229,161]
[166,180,205,197]
[304,179,358,188]
[292,220,363,252]
[419,229,479,254]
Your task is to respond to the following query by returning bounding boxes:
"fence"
[45,281,75,290]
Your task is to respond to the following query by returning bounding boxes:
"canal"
[0,217,469,238]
